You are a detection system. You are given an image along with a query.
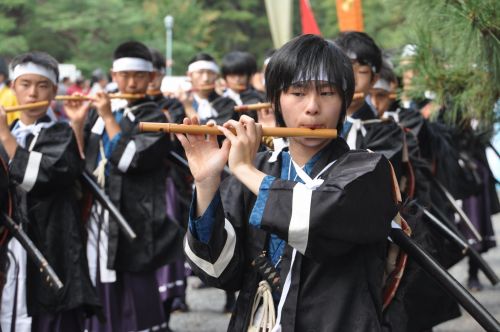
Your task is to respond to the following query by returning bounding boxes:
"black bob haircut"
[149,48,166,72]
[265,34,355,132]
[113,41,152,62]
[188,53,216,66]
[10,51,59,84]
[221,51,257,78]
[334,31,382,74]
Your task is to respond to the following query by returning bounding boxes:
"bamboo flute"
[56,93,145,101]
[140,122,337,138]
[234,103,272,112]
[4,101,50,113]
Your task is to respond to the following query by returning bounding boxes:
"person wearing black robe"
[369,63,464,331]
[177,34,398,331]
[175,53,236,125]
[66,41,183,332]
[221,51,266,120]
[146,49,185,126]
[0,51,101,332]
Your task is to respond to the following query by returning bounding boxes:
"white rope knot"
[248,280,276,332]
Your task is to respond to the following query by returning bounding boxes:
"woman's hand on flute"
[175,116,230,217]
[218,115,266,196]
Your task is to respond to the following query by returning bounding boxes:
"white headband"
[12,62,57,85]
[112,57,153,72]
[372,79,391,92]
[292,67,329,85]
[187,60,219,74]
[263,57,272,66]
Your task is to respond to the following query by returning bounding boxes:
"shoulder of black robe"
[150,94,186,124]
[351,101,377,120]
[357,119,405,180]
[237,89,266,121]
[208,91,237,124]
[1,122,102,316]
[83,99,183,272]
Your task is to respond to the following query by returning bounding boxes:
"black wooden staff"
[2,212,63,292]
[430,177,482,242]
[390,228,500,331]
[81,171,137,241]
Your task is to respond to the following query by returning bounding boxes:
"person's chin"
[296,137,330,148]
[26,108,47,118]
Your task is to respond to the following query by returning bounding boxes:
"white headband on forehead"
[112,57,153,72]
[187,60,219,74]
[292,70,329,84]
[372,78,391,92]
[12,62,57,85]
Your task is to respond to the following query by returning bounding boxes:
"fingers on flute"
[206,120,218,143]
[175,133,191,150]
[239,115,258,138]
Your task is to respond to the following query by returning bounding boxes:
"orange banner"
[336,0,364,32]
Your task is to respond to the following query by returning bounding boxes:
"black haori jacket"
[0,119,101,316]
[185,138,398,331]
[83,99,183,272]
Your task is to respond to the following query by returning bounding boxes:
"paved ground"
[170,213,500,332]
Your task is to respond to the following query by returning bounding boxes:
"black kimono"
[193,91,236,125]
[0,117,100,318]
[83,99,183,272]
[148,93,186,125]
[185,138,398,331]
[223,87,266,121]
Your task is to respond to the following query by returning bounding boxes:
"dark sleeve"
[9,124,83,194]
[109,105,169,173]
[259,152,398,262]
[184,176,250,291]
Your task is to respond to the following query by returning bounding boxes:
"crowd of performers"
[0,31,498,332]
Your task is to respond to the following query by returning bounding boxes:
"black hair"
[264,49,276,61]
[221,51,257,78]
[10,51,59,84]
[265,34,355,132]
[188,53,216,65]
[334,31,382,74]
[378,60,398,86]
[113,41,152,62]
[149,48,166,72]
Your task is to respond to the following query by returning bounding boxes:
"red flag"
[300,0,321,35]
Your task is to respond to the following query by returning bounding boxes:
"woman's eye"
[321,90,336,96]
